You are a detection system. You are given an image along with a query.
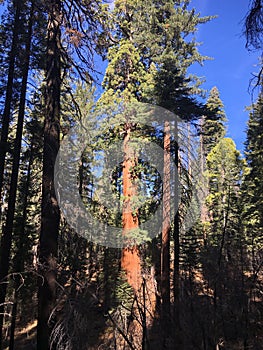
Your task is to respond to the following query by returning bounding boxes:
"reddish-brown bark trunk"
[161,121,171,339]
[121,127,141,291]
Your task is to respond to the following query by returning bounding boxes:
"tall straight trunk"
[37,1,61,349]
[8,292,17,350]
[9,125,36,350]
[0,0,22,215]
[173,119,182,347]
[161,120,171,343]
[187,122,192,177]
[0,3,33,346]
[200,116,205,175]
[200,116,208,247]
[121,127,141,292]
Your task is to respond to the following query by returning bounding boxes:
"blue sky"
[189,0,260,152]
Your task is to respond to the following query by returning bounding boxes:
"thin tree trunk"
[0,0,21,226]
[187,122,192,177]
[8,123,36,350]
[0,2,33,345]
[37,1,61,349]
[200,116,209,246]
[121,126,141,292]
[161,120,171,344]
[8,292,17,350]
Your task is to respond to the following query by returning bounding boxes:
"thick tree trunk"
[0,2,33,346]
[161,120,171,343]
[121,127,141,292]
[37,1,61,349]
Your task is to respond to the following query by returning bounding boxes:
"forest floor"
[3,320,37,350]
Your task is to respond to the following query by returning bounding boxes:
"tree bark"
[121,126,141,292]
[0,2,33,346]
[173,119,182,347]
[37,1,61,349]
[161,120,171,344]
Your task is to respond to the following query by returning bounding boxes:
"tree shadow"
[147,242,263,350]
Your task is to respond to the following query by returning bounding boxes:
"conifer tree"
[143,2,213,346]
[99,0,148,294]
[199,86,227,249]
[99,1,214,348]
[0,1,38,345]
[37,1,100,347]
[201,86,227,158]
[206,138,245,254]
[204,137,246,347]
[36,1,62,348]
[0,0,22,203]
[243,93,263,270]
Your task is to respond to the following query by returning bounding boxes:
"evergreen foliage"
[243,93,263,252]
[202,86,227,157]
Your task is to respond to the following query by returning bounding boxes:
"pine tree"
[243,93,263,270]
[36,1,62,348]
[204,137,246,347]
[199,86,227,249]
[142,2,213,346]
[201,86,227,158]
[8,99,43,350]
[37,1,101,347]
[0,0,22,205]
[206,138,245,254]
[0,1,37,345]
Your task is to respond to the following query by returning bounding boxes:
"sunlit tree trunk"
[161,120,171,343]
[121,126,141,292]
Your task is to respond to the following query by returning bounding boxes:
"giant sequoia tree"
[99,0,213,347]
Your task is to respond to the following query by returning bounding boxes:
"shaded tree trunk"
[37,1,61,349]
[9,119,36,350]
[0,0,22,224]
[0,2,33,346]
[173,119,182,347]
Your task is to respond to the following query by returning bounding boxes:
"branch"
[107,312,137,350]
